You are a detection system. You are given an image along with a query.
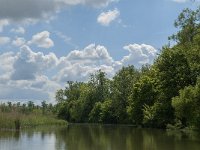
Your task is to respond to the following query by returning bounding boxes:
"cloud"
[66,44,114,65]
[55,63,116,82]
[0,0,118,24]
[57,0,117,8]
[97,8,120,26]
[172,0,199,3]
[0,46,60,102]
[172,0,188,2]
[0,86,49,102]
[28,31,54,48]
[0,52,15,74]
[12,37,26,47]
[55,44,116,82]
[11,27,25,34]
[55,64,96,82]
[0,43,157,102]
[121,44,157,68]
[10,45,58,80]
[0,36,10,45]
[0,19,9,32]
[0,0,59,23]
[0,75,61,103]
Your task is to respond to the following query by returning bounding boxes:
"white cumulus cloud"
[0,46,59,102]
[10,45,58,80]
[66,44,114,65]
[121,44,157,68]
[0,43,157,102]
[28,31,54,48]
[55,44,116,82]
[97,8,120,26]
[0,52,15,74]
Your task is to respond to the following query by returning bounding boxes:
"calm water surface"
[0,124,200,150]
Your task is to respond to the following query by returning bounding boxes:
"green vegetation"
[55,7,200,130]
[0,101,67,129]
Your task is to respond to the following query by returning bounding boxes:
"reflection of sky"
[0,132,57,150]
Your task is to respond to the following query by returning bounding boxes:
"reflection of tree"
[54,125,200,150]
[14,131,20,140]
[1,126,200,150]
[0,130,21,141]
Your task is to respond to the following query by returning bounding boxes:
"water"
[0,124,200,150]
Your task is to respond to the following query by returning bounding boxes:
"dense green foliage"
[56,7,200,129]
[172,78,200,129]
[0,101,67,129]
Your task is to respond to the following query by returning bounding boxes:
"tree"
[111,66,140,123]
[169,7,200,43]
[89,99,115,123]
[41,101,47,114]
[155,48,192,99]
[172,78,200,128]
[127,75,157,125]
[55,89,66,103]
[150,47,193,127]
[88,70,111,102]
[27,101,34,112]
[56,81,84,121]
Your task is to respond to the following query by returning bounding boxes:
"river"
[0,124,200,150]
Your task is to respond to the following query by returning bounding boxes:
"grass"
[0,112,67,129]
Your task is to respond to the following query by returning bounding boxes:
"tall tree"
[111,66,140,123]
[169,7,200,43]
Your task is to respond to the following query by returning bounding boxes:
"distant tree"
[27,101,34,112]
[7,102,12,108]
[41,101,47,114]
[21,103,27,113]
[16,102,21,108]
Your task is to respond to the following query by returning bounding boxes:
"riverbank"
[0,112,67,130]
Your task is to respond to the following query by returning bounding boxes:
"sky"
[0,0,199,103]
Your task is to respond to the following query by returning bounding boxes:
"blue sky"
[0,0,199,103]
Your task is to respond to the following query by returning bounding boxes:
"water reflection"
[0,125,200,150]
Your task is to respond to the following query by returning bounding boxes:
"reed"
[0,112,67,129]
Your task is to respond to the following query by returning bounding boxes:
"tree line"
[0,101,55,115]
[55,7,200,129]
